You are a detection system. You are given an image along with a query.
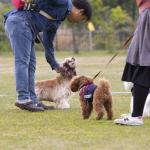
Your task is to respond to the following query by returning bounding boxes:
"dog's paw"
[96,116,101,120]
[107,116,113,120]
[56,102,70,109]
[83,116,89,119]
[96,115,103,120]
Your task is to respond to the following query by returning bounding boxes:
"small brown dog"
[70,75,113,120]
[35,57,76,109]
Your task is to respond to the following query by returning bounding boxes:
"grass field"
[0,51,150,150]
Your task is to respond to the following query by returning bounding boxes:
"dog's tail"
[97,79,111,92]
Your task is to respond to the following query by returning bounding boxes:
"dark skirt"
[122,63,150,87]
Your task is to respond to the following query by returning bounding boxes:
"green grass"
[0,51,150,150]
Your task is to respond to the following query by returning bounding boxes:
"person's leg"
[132,83,149,117]
[5,19,32,102]
[28,45,39,104]
[5,17,44,111]
[143,92,150,117]
[114,83,149,125]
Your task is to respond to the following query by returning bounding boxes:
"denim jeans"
[5,15,39,104]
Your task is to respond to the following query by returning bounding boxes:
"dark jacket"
[4,0,73,69]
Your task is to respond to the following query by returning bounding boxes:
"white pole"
[89,31,93,51]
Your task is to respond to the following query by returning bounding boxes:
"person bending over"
[4,0,92,112]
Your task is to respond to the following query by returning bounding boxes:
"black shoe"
[37,102,55,110]
[15,101,32,110]
[15,102,44,112]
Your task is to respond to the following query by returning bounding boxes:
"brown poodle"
[70,75,113,120]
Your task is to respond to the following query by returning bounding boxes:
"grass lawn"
[0,50,150,150]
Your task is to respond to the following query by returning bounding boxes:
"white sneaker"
[114,115,144,126]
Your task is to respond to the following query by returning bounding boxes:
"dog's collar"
[78,82,92,91]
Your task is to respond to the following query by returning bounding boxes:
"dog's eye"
[72,58,75,61]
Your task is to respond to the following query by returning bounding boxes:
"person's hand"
[54,67,60,73]
[23,1,38,11]
[54,66,66,76]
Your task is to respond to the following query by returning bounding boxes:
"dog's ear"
[80,76,93,84]
[70,76,93,92]
[70,76,80,92]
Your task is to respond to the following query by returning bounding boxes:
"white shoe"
[114,115,144,126]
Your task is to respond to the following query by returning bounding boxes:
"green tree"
[91,0,109,29]
[103,0,137,20]
[90,0,134,50]
[110,6,133,28]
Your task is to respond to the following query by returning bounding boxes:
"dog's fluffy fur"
[35,57,76,109]
[70,75,113,120]
[123,82,150,117]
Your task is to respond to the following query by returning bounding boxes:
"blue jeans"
[5,15,39,104]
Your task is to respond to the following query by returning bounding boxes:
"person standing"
[114,0,150,125]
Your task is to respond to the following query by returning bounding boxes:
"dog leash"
[92,34,133,81]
